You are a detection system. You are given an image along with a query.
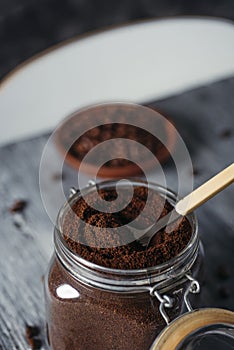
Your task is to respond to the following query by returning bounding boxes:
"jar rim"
[54,179,199,291]
[56,178,198,275]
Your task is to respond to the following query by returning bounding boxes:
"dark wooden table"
[0,77,233,349]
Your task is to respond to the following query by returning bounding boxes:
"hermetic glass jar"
[44,180,204,350]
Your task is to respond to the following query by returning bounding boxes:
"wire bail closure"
[69,180,95,198]
[150,274,200,325]
[150,286,174,325]
[184,274,200,312]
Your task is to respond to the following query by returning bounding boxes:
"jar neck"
[54,180,199,293]
[55,231,199,294]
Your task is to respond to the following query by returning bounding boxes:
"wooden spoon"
[133,163,234,248]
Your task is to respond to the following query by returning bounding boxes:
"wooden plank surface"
[0,77,234,349]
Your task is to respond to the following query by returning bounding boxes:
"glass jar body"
[44,180,203,349]
[45,247,203,350]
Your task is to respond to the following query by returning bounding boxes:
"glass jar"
[44,180,203,350]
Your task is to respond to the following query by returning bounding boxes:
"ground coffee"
[55,104,175,177]
[68,122,165,168]
[63,186,191,269]
[9,199,27,213]
[58,105,167,166]
[25,325,42,350]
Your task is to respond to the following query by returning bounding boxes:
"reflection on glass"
[56,284,80,299]
[176,324,234,350]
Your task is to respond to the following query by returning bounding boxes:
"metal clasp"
[69,180,96,198]
[184,274,200,312]
[87,179,96,186]
[150,286,174,325]
[150,275,200,326]
[69,187,78,197]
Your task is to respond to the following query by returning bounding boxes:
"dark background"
[0,1,234,349]
[1,0,234,80]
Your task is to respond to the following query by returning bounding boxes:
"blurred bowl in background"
[54,103,177,178]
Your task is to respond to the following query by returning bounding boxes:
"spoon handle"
[176,163,234,216]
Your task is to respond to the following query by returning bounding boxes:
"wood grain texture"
[0,77,234,349]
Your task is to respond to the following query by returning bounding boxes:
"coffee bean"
[25,325,40,339]
[219,128,232,139]
[9,200,27,213]
[28,338,42,350]
[25,325,42,350]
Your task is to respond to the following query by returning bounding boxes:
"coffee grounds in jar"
[46,184,198,350]
[62,185,192,269]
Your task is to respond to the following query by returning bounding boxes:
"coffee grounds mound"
[58,105,169,169]
[70,123,165,168]
[62,186,192,269]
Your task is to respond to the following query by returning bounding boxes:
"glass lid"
[150,308,234,350]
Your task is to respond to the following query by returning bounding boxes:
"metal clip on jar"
[44,180,204,350]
